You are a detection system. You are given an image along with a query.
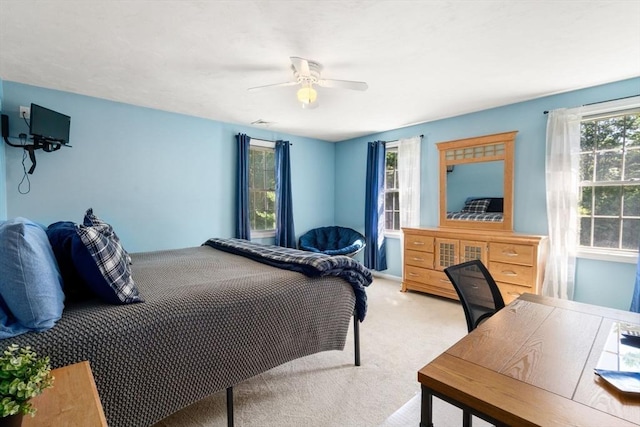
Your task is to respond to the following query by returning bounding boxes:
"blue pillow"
[0,298,30,339]
[46,221,94,301]
[47,220,143,305]
[0,217,65,338]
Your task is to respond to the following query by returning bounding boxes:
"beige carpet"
[153,277,491,427]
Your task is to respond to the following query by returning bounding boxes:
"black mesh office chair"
[444,259,505,333]
[443,260,505,427]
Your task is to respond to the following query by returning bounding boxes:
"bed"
[0,239,371,427]
[446,197,504,222]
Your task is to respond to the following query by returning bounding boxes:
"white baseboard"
[372,271,402,282]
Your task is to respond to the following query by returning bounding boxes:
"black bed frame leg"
[227,386,234,427]
[353,310,360,366]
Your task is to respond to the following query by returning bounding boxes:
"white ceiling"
[1,1,639,142]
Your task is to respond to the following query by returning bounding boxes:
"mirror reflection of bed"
[446,161,504,223]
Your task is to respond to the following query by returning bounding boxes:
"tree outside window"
[385,146,400,231]
[249,146,276,232]
[579,111,640,251]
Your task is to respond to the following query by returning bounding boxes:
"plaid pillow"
[79,208,140,303]
[461,199,490,214]
[83,208,132,265]
[75,221,142,304]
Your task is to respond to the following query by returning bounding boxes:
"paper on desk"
[595,322,640,373]
[594,322,640,394]
[594,370,640,394]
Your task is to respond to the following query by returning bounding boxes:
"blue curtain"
[631,240,640,312]
[275,140,296,248]
[364,140,387,271]
[235,133,251,240]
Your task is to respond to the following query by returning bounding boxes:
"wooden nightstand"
[22,361,107,426]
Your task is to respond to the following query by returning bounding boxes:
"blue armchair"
[298,226,366,257]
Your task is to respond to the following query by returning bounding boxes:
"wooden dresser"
[402,227,548,304]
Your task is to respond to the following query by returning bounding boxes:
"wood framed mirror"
[437,131,517,232]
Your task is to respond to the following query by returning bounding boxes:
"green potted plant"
[0,344,54,426]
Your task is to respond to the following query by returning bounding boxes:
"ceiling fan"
[248,57,368,109]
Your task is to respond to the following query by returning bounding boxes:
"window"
[578,109,640,253]
[384,144,400,231]
[249,140,276,233]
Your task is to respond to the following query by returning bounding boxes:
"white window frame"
[576,101,640,264]
[249,139,276,238]
[384,142,401,238]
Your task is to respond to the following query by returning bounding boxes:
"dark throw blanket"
[204,238,372,321]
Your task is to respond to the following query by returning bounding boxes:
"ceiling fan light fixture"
[247,57,367,110]
[297,86,317,104]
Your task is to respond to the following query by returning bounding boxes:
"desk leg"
[420,384,434,427]
[463,410,472,427]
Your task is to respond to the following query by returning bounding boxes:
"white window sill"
[251,230,275,239]
[384,230,401,239]
[577,248,638,264]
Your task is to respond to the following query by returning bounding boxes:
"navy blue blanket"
[204,238,372,321]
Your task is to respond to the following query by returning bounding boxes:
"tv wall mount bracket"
[1,113,70,174]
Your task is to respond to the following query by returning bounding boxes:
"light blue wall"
[0,79,7,221]
[574,258,636,309]
[335,77,640,310]
[2,82,335,252]
[0,78,6,220]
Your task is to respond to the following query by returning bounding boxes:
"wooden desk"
[22,361,107,427]
[418,293,640,426]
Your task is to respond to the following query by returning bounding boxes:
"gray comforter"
[0,246,358,426]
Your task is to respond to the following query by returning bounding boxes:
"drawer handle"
[408,272,420,277]
[501,270,518,276]
[411,257,424,262]
[439,279,450,283]
[501,250,519,257]
[412,241,426,246]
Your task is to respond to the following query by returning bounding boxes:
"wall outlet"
[19,106,30,119]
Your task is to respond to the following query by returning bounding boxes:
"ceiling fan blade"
[290,56,310,77]
[247,81,298,92]
[317,79,368,91]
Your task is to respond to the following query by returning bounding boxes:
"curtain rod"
[249,136,293,145]
[543,94,640,114]
[386,134,424,143]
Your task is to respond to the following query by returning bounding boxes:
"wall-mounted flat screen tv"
[29,103,71,145]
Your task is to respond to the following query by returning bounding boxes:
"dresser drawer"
[405,235,434,253]
[405,266,452,287]
[428,269,454,290]
[404,265,430,284]
[403,266,457,299]
[490,261,534,287]
[405,249,434,269]
[489,242,534,266]
[497,282,532,305]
